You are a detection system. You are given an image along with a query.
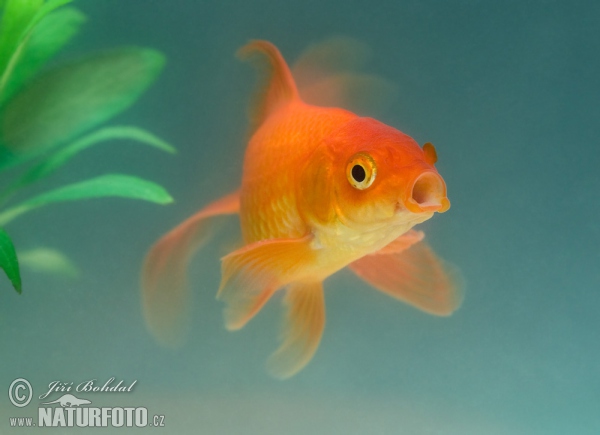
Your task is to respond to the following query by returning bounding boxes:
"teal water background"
[1,1,599,433]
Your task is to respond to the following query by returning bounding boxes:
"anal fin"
[267,281,325,379]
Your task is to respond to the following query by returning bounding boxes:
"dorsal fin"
[237,40,300,132]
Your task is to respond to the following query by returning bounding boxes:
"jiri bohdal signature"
[38,378,137,400]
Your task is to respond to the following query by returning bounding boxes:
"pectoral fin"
[376,230,424,255]
[349,239,463,316]
[217,236,315,331]
[267,281,325,379]
[141,190,240,346]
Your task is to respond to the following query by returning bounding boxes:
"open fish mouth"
[405,172,450,213]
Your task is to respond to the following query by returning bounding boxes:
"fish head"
[324,117,450,230]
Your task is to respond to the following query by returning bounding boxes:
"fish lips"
[403,171,450,214]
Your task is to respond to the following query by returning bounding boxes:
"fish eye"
[346,153,376,190]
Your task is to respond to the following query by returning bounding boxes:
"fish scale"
[240,102,355,243]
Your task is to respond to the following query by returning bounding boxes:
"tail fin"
[237,40,300,132]
[291,36,397,116]
[141,191,240,346]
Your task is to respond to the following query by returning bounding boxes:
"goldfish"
[142,39,462,379]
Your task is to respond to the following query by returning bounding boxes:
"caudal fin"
[141,191,240,346]
[291,36,397,116]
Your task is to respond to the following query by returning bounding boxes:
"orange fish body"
[142,40,462,379]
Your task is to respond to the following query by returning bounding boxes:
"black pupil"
[352,164,366,183]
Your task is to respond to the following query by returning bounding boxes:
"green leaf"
[0,174,173,225]
[21,0,73,37]
[1,47,166,153]
[0,145,42,172]
[3,125,175,197]
[0,0,44,76]
[0,0,73,104]
[3,7,86,102]
[18,247,78,278]
[0,227,21,293]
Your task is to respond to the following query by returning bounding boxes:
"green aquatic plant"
[0,0,175,293]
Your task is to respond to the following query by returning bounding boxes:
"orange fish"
[142,40,463,379]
